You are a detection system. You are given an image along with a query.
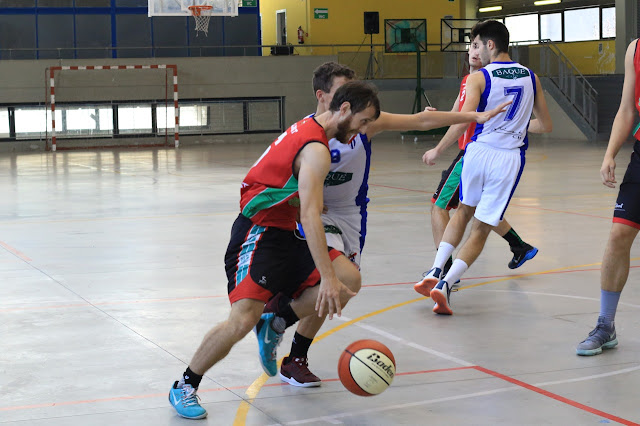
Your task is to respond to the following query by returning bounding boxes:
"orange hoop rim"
[188,5,213,16]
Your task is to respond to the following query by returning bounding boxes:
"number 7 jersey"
[471,61,536,150]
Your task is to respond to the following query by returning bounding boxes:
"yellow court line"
[232,257,640,424]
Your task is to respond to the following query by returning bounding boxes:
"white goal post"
[47,64,179,152]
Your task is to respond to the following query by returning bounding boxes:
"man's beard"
[334,117,352,143]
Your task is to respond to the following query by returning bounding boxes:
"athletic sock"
[502,227,525,248]
[276,300,300,330]
[443,256,454,275]
[432,242,455,270]
[600,289,621,324]
[443,259,468,285]
[288,332,313,360]
[181,367,203,389]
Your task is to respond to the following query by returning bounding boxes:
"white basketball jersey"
[471,62,536,150]
[324,133,371,209]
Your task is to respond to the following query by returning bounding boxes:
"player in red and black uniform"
[168,81,381,420]
[576,38,640,356]
[414,43,540,302]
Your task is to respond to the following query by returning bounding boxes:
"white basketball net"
[189,5,213,36]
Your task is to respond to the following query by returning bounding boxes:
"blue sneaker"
[169,381,207,420]
[254,313,283,376]
[508,244,538,269]
[576,317,618,356]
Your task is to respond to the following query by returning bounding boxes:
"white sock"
[432,242,455,270]
[444,259,468,284]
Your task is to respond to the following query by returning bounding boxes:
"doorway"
[276,10,287,45]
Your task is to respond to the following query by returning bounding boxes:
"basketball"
[338,339,396,396]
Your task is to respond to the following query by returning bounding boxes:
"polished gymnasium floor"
[1,135,639,425]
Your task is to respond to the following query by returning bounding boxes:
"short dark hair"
[470,20,509,54]
[312,62,356,94]
[328,81,381,119]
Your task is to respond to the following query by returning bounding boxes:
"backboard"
[148,0,238,17]
[384,19,427,53]
[441,19,479,52]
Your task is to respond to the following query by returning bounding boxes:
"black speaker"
[364,11,379,35]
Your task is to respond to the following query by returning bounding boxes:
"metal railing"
[510,39,598,136]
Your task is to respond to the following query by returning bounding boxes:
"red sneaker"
[279,356,321,387]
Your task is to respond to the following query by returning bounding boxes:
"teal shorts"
[431,150,464,210]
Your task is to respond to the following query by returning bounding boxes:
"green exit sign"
[242,0,256,6]
[314,8,328,19]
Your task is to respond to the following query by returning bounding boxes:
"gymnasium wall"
[555,40,616,75]
[260,0,463,52]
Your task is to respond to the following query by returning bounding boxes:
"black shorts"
[614,141,640,229]
[225,214,341,304]
[432,149,465,210]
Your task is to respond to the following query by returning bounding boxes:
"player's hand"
[422,148,440,166]
[600,156,616,188]
[322,205,329,214]
[424,106,437,112]
[476,100,512,123]
[315,276,356,320]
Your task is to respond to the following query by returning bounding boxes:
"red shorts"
[225,214,342,304]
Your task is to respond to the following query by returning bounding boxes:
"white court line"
[277,315,640,426]
[271,363,640,426]
[479,289,640,309]
[338,316,473,367]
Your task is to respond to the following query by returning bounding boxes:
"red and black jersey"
[458,74,477,150]
[634,39,640,140]
[240,116,329,230]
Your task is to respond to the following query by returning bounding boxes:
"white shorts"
[460,142,524,227]
[322,209,363,267]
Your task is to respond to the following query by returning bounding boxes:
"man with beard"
[168,81,380,420]
[262,62,511,388]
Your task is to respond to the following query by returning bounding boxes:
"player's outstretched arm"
[422,122,469,165]
[422,95,467,165]
[297,143,356,319]
[528,75,553,134]
[365,102,509,139]
[600,40,638,188]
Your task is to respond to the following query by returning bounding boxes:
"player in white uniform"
[265,62,511,387]
[421,20,553,315]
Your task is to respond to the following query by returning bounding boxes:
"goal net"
[45,64,179,151]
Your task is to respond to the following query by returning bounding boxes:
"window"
[65,106,114,137]
[118,105,152,133]
[0,109,9,138]
[564,7,600,42]
[157,105,209,130]
[540,13,562,42]
[602,7,616,39]
[14,107,61,139]
[505,14,539,44]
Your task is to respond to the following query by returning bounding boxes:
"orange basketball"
[338,339,396,396]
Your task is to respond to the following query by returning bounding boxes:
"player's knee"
[609,224,638,250]
[228,316,257,341]
[344,268,362,294]
[228,302,262,339]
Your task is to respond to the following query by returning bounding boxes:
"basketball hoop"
[188,5,213,36]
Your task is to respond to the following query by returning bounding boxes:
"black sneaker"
[508,244,538,269]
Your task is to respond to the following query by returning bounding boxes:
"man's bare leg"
[189,298,265,375]
[431,218,492,315]
[577,223,638,355]
[431,204,451,247]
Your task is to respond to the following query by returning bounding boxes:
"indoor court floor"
[1,135,640,425]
